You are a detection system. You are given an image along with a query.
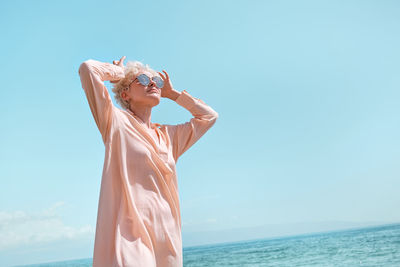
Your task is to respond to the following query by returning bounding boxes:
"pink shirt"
[78,59,218,267]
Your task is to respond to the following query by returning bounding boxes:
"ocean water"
[15,224,400,267]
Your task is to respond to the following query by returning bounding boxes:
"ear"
[121,91,128,100]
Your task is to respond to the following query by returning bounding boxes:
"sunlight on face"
[123,70,162,108]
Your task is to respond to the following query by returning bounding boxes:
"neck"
[128,103,153,128]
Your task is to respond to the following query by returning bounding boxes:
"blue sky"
[1,0,400,265]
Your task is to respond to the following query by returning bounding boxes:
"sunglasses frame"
[126,73,164,90]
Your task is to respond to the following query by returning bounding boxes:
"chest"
[148,128,161,147]
[115,119,174,167]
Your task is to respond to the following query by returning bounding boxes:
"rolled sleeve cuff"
[175,90,198,111]
[84,59,125,82]
[106,63,125,80]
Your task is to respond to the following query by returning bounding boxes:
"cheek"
[129,86,147,99]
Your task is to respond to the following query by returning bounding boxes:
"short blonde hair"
[111,60,159,110]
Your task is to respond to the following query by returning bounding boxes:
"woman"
[78,56,218,267]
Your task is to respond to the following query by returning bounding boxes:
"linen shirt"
[78,59,218,267]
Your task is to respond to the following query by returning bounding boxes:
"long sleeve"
[78,59,125,144]
[167,90,219,162]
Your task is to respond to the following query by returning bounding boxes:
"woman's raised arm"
[166,90,219,162]
[78,58,125,144]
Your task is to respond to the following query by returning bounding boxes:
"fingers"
[158,71,166,80]
[113,56,126,66]
[162,70,170,79]
[120,56,126,64]
[158,70,169,80]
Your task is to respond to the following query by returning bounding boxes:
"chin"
[148,96,161,107]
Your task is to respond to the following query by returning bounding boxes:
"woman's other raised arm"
[167,90,219,162]
[78,58,125,144]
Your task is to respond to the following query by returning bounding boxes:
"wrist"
[167,90,181,101]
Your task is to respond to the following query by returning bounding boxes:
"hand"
[158,70,176,98]
[110,56,126,83]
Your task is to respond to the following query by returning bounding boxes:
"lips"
[147,88,159,94]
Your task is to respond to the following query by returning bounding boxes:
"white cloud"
[0,202,94,250]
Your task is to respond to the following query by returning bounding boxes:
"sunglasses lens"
[137,74,164,88]
[137,74,150,86]
[153,76,164,88]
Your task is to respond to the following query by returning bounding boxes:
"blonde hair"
[111,61,159,110]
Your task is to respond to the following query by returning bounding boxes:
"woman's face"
[122,70,162,108]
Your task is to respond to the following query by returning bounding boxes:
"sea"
[15,223,400,267]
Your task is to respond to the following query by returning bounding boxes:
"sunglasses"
[127,73,164,90]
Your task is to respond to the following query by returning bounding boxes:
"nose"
[148,78,156,88]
